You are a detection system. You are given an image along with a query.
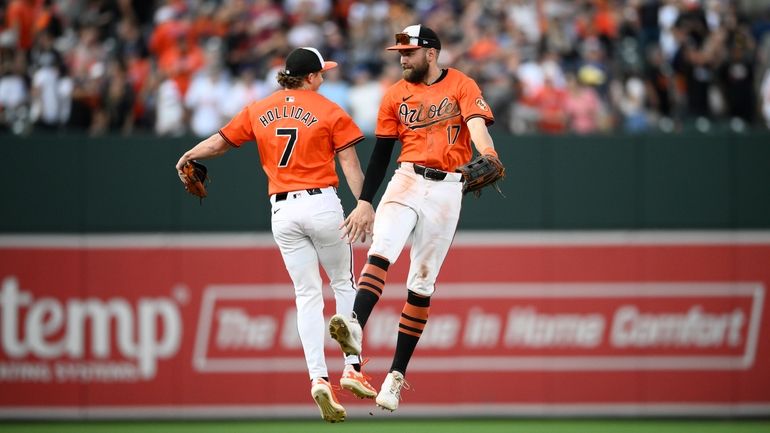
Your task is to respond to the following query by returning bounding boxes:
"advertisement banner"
[1,233,768,418]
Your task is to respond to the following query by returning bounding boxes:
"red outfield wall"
[0,232,768,418]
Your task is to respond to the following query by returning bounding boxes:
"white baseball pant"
[368,163,463,297]
[270,186,359,380]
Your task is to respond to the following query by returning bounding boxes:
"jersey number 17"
[446,125,460,145]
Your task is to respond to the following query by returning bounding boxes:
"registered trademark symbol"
[172,285,190,305]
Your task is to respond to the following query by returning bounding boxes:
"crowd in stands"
[2,0,770,137]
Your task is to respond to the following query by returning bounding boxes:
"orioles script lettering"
[399,97,460,128]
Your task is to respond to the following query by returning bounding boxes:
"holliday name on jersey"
[258,105,319,128]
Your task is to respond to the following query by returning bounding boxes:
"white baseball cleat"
[340,362,377,399]
[329,314,362,356]
[310,378,346,423]
[375,371,409,412]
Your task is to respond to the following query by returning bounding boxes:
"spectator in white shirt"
[185,65,231,137]
[222,67,269,118]
[347,65,382,135]
[318,66,351,113]
[0,56,28,133]
[155,77,185,136]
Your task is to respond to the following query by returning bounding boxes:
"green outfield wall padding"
[2,131,769,232]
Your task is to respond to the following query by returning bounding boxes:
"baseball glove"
[456,154,505,197]
[180,160,209,202]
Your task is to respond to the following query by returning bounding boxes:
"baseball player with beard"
[176,47,376,423]
[329,25,498,411]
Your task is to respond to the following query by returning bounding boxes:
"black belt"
[412,164,447,181]
[274,188,323,202]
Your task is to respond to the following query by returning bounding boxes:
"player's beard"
[403,57,429,83]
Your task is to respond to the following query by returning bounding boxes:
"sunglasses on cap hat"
[386,25,441,51]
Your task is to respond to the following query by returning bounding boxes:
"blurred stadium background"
[2,0,770,432]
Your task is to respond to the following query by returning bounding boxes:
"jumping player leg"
[391,179,462,374]
[355,199,418,326]
[374,171,463,411]
[271,197,329,381]
[329,172,420,393]
[407,178,463,297]
[309,193,360,369]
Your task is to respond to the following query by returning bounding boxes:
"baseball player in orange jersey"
[175,47,377,423]
[329,25,499,411]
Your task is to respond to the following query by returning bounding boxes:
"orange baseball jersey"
[219,89,364,195]
[375,68,494,171]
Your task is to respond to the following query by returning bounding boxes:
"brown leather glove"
[456,154,505,197]
[180,160,209,203]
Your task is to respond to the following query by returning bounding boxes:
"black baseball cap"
[284,47,337,76]
[386,25,442,51]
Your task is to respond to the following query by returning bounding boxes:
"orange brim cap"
[386,44,421,51]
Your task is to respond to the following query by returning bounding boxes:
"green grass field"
[2,419,769,433]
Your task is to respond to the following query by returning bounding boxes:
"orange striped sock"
[398,298,429,337]
[353,255,389,328]
[391,290,430,374]
[358,255,388,298]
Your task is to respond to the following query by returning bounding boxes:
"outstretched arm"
[336,145,364,200]
[340,137,396,243]
[467,117,497,156]
[175,133,232,187]
[176,133,232,172]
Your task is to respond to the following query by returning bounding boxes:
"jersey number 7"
[276,128,298,167]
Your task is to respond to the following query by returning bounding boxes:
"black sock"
[354,255,390,328]
[353,290,379,328]
[390,290,430,375]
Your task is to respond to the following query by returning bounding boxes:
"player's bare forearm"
[340,200,374,244]
[467,117,497,156]
[175,133,231,171]
[337,146,365,199]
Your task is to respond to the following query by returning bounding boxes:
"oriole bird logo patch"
[475,97,489,111]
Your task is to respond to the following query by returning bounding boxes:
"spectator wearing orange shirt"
[6,0,38,51]
[190,2,226,42]
[33,0,63,39]
[527,72,568,134]
[149,6,193,61]
[157,35,205,97]
[467,26,500,61]
[574,0,619,57]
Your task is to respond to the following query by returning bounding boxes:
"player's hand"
[341,200,375,243]
[175,156,190,184]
